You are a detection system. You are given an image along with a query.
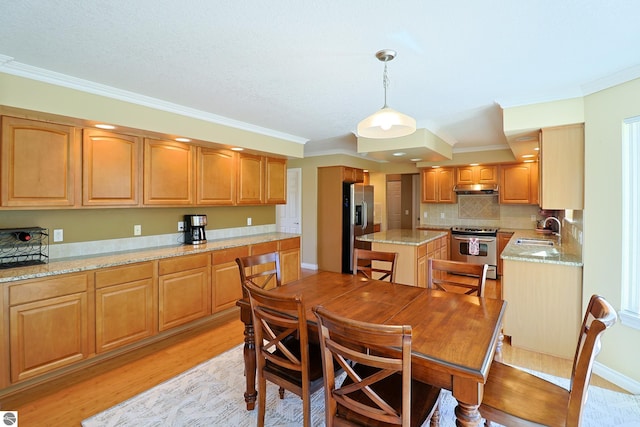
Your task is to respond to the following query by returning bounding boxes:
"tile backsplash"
[421,200,540,229]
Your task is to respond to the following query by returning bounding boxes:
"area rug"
[82,345,640,427]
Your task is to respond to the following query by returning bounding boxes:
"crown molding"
[0,58,308,144]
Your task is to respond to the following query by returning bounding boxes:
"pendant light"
[357,49,416,139]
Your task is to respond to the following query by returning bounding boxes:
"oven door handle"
[453,236,495,243]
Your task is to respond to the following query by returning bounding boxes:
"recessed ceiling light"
[95,124,115,130]
[432,165,440,169]
[522,154,535,158]
[392,152,406,157]
[410,158,422,162]
[363,169,369,173]
[523,159,535,163]
[231,147,244,151]
[175,137,191,142]
[469,163,479,166]
[534,147,540,151]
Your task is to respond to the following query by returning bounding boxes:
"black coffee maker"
[184,214,207,245]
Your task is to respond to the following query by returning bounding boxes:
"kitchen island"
[357,229,448,287]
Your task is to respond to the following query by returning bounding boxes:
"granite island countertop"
[357,229,447,246]
[0,232,300,283]
[501,230,583,267]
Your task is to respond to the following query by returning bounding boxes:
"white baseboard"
[301,262,318,270]
[593,361,640,395]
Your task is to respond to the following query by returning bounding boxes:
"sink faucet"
[543,216,562,244]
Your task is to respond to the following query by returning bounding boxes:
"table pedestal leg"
[454,401,483,427]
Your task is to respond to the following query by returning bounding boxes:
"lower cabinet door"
[10,293,89,383]
[95,279,155,353]
[212,261,244,313]
[158,267,210,331]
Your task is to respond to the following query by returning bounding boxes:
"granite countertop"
[357,229,447,246]
[501,230,583,267]
[0,232,300,283]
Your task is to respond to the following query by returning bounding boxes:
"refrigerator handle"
[362,201,368,230]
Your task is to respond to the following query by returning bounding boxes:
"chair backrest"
[353,248,399,282]
[567,294,617,425]
[243,280,310,388]
[313,305,413,426]
[427,258,488,296]
[236,252,282,297]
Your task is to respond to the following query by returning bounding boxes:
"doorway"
[386,174,420,230]
[276,168,302,234]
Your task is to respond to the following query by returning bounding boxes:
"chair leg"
[257,374,267,427]
[279,386,285,399]
[302,389,311,427]
[430,405,440,427]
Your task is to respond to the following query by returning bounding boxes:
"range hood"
[453,183,499,194]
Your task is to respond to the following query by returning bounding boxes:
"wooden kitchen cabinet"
[265,156,287,204]
[143,138,194,205]
[211,246,249,313]
[343,167,365,183]
[83,129,141,206]
[7,272,93,383]
[421,167,456,203]
[1,116,80,207]
[237,153,287,205]
[196,147,236,205]
[540,124,584,209]
[499,162,539,205]
[503,259,582,358]
[236,152,264,205]
[456,165,498,185]
[158,253,210,331]
[497,231,514,276]
[94,262,156,353]
[279,237,301,285]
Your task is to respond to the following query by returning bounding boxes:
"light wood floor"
[0,273,627,426]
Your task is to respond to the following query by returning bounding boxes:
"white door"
[386,180,402,230]
[276,168,302,234]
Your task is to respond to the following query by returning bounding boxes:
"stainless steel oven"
[450,226,498,279]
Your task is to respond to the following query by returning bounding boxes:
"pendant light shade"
[357,49,416,139]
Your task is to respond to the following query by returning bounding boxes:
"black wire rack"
[0,227,49,269]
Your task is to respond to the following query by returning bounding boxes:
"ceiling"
[1,1,640,163]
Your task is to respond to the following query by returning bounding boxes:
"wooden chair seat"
[481,362,569,427]
[480,294,617,427]
[263,336,326,389]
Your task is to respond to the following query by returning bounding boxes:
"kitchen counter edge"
[0,232,301,283]
[357,229,447,246]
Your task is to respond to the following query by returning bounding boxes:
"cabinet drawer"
[251,241,278,255]
[158,253,209,275]
[95,261,154,288]
[278,237,300,251]
[9,273,90,306]
[211,246,250,265]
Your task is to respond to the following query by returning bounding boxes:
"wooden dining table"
[237,270,506,427]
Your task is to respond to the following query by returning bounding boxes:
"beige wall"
[0,206,275,244]
[583,77,640,384]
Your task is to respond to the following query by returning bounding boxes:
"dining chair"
[353,248,399,283]
[480,294,617,427]
[313,305,442,427]
[242,280,326,427]
[427,258,488,296]
[236,252,282,296]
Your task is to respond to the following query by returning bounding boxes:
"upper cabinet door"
[500,162,538,204]
[196,147,236,205]
[83,129,141,206]
[236,152,264,205]
[456,165,498,185]
[265,157,287,204]
[143,138,194,205]
[1,116,79,207]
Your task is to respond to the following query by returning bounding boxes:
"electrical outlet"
[531,215,537,221]
[134,225,142,236]
[440,213,445,219]
[178,221,185,232]
[423,212,428,218]
[247,217,252,226]
[53,229,63,242]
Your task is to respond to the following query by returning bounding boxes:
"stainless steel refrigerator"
[342,183,374,273]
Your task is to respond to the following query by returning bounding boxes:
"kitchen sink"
[526,248,561,257]
[515,238,555,247]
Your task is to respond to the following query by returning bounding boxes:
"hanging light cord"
[382,61,390,108]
